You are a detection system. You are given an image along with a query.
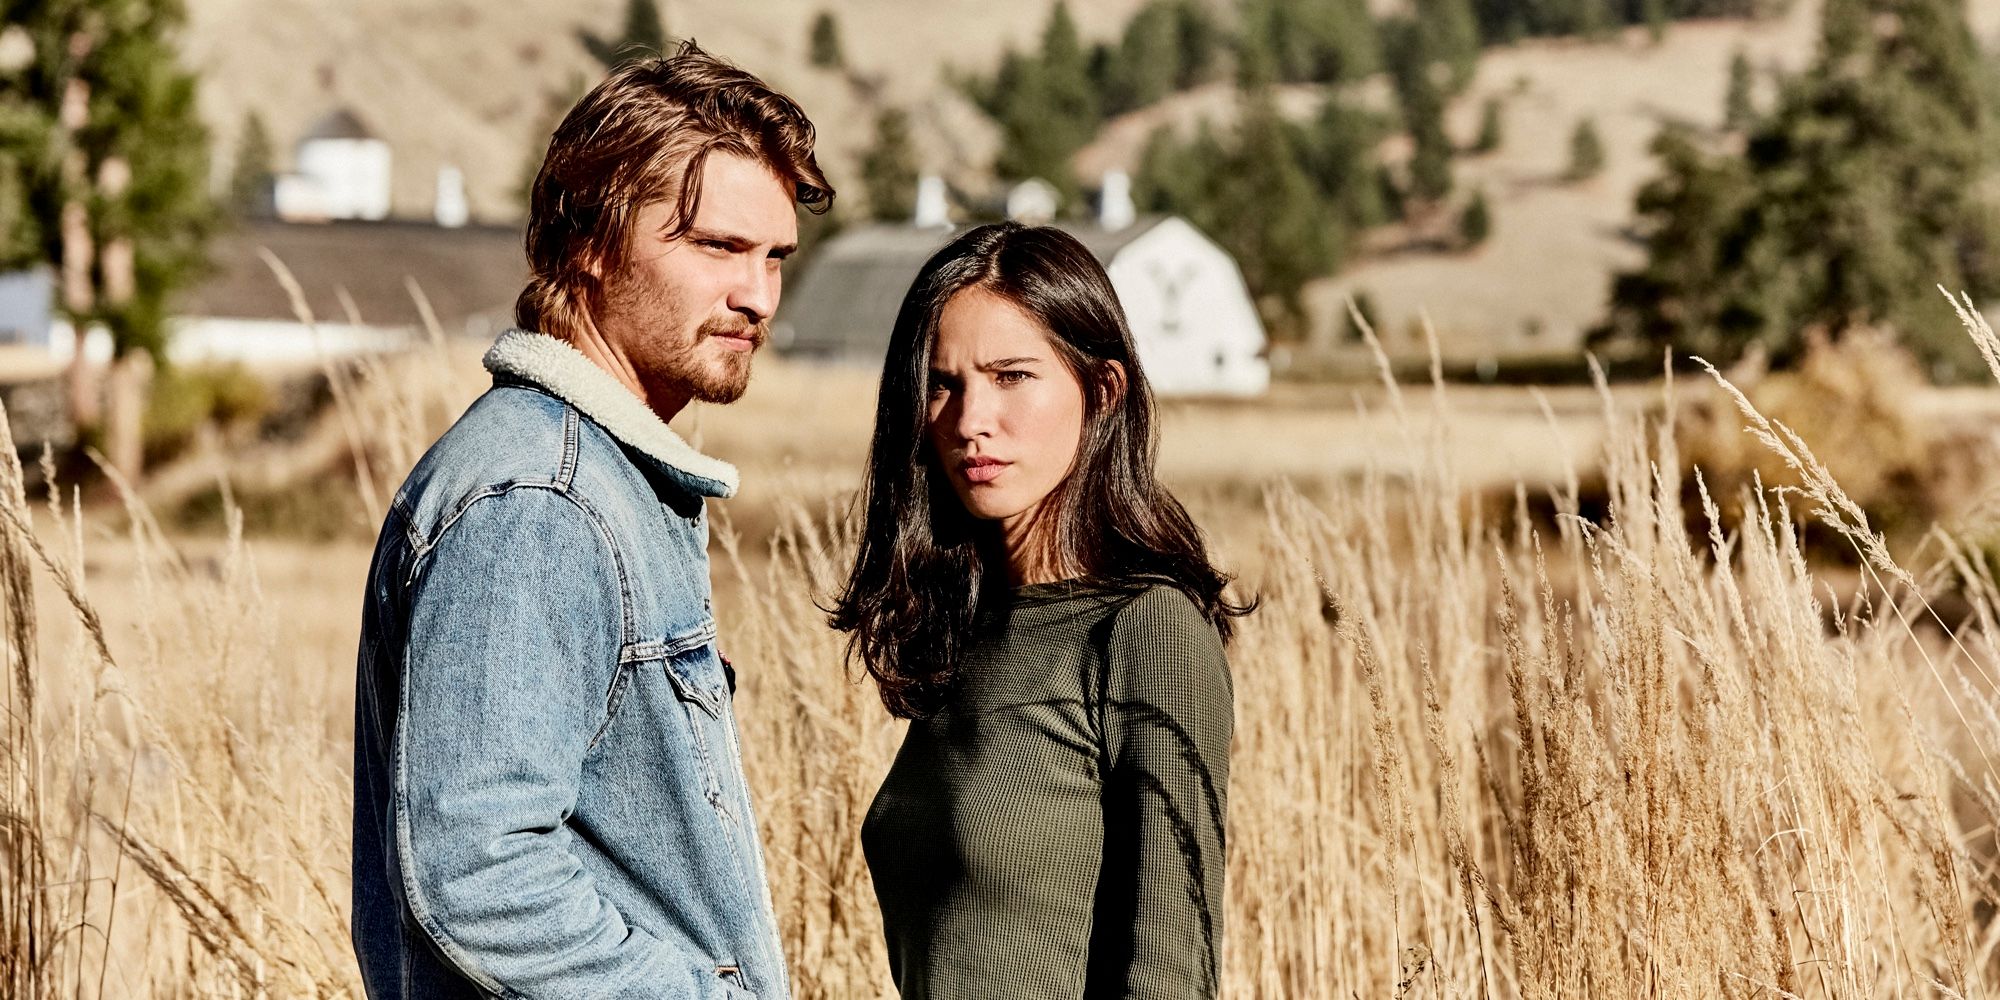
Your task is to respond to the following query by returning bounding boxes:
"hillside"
[182,0,1153,223]
[179,0,2000,355]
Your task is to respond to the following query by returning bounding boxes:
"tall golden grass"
[5,296,2000,996]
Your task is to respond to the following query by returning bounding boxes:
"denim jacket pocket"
[654,619,728,718]
[714,964,757,998]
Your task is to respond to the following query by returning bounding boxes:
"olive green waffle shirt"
[861,583,1232,999]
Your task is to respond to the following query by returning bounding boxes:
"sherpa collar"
[482,328,740,499]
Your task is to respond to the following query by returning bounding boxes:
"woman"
[831,222,1249,999]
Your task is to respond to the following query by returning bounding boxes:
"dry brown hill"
[1076,0,2000,361]
[181,1,2000,353]
[183,0,1153,223]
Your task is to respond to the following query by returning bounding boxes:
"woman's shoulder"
[1111,582,1217,634]
[1106,583,1227,675]
[1102,583,1232,728]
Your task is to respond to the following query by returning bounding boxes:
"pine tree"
[1723,49,1754,131]
[1133,100,1350,340]
[1597,126,1756,360]
[1300,98,1389,228]
[1473,96,1504,153]
[1209,92,1342,339]
[1566,117,1605,180]
[1239,0,1377,85]
[1169,0,1222,89]
[1102,2,1179,116]
[1417,0,1482,93]
[0,61,47,270]
[1642,0,1669,43]
[1384,19,1454,201]
[227,110,274,217]
[861,108,919,222]
[1602,0,2000,376]
[580,0,669,69]
[809,10,845,70]
[1133,122,1225,216]
[1459,187,1492,245]
[992,2,1096,202]
[8,0,217,478]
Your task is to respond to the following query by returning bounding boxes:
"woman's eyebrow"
[973,356,1042,372]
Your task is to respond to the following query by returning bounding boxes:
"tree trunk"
[57,68,96,433]
[102,351,148,483]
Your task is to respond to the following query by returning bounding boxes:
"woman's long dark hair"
[828,222,1251,718]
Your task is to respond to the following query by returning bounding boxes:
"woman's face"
[926,286,1088,535]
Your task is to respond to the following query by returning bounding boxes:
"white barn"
[274,108,393,222]
[777,215,1268,396]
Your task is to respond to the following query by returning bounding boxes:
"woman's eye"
[996,370,1032,385]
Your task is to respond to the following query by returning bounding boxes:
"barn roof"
[303,107,378,142]
[776,217,1170,358]
[180,218,526,332]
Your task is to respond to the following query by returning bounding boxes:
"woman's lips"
[961,459,1008,484]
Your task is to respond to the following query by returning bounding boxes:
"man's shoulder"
[391,383,598,543]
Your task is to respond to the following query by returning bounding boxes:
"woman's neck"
[998,508,1077,586]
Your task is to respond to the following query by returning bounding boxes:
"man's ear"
[1101,359,1128,406]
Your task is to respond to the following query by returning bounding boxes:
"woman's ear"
[1100,359,1128,406]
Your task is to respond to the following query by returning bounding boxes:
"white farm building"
[777,215,1269,397]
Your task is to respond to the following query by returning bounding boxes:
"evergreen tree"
[0,54,47,270]
[1169,0,1222,89]
[1473,95,1504,153]
[1459,187,1492,245]
[1102,1,1179,116]
[809,10,845,69]
[1133,121,1226,216]
[227,109,274,217]
[1416,0,1482,93]
[1566,117,1605,180]
[1642,0,1669,43]
[581,0,669,68]
[1134,103,1349,340]
[861,108,919,222]
[1598,126,1756,360]
[1601,0,2000,376]
[1300,98,1389,228]
[1239,0,1377,85]
[1723,48,1754,131]
[992,2,1096,201]
[1209,93,1341,339]
[7,0,217,476]
[1384,19,1454,201]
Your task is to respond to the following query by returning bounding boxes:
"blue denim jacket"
[352,329,789,999]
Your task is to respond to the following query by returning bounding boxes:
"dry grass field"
[9,305,2000,997]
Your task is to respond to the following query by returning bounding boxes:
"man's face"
[593,152,799,413]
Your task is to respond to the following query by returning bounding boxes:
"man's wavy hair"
[516,40,833,338]
[830,223,1252,719]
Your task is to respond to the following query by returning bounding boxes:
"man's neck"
[552,318,691,424]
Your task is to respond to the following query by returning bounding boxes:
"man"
[351,42,831,999]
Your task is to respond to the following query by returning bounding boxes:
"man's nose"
[728,258,779,324]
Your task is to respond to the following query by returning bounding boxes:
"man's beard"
[674,316,767,404]
[600,271,767,406]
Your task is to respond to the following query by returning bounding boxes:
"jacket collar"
[482,328,740,499]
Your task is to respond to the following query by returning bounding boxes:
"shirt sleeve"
[1095,586,1234,999]
[393,486,720,998]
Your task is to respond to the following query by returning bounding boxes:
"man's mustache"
[699,317,768,347]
